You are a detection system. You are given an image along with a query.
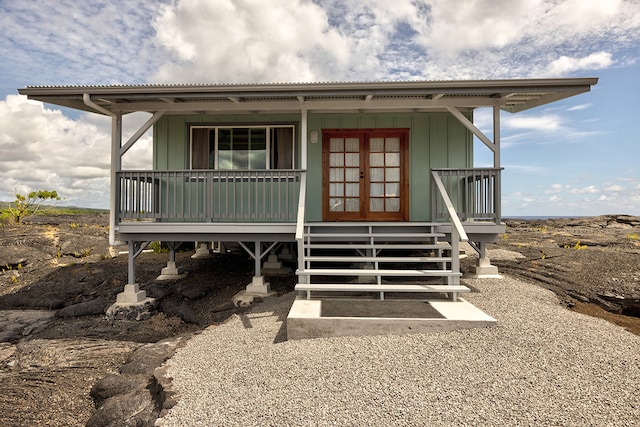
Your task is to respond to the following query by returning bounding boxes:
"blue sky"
[1,0,639,216]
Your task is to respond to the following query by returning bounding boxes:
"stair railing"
[295,171,307,284]
[431,171,469,287]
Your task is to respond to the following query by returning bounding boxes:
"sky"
[1,0,639,216]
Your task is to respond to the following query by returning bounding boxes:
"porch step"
[298,221,463,301]
[294,283,470,300]
[297,268,461,277]
[303,256,453,263]
[303,243,450,250]
[304,232,446,239]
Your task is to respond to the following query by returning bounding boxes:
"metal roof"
[18,78,598,115]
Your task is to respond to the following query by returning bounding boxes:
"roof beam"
[109,97,504,114]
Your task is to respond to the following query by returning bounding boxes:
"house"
[19,79,597,325]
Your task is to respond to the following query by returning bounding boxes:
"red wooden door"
[322,129,409,221]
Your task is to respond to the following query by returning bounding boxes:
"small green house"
[19,79,597,309]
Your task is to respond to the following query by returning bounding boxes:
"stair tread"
[295,283,469,292]
[304,233,445,238]
[304,244,450,250]
[297,268,462,277]
[303,256,452,262]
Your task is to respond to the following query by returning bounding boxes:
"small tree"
[9,189,61,223]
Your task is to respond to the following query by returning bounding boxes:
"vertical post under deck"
[450,226,460,302]
[254,241,261,277]
[128,240,136,286]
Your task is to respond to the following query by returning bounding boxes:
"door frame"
[321,128,410,221]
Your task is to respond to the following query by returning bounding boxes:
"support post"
[157,242,187,280]
[107,240,156,319]
[470,241,501,279]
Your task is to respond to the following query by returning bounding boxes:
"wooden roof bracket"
[446,105,500,168]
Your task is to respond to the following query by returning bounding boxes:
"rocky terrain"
[0,213,638,426]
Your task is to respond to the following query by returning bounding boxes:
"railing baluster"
[431,168,502,222]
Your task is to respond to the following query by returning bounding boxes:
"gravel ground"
[159,276,640,427]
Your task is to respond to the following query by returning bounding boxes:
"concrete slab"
[287,297,496,340]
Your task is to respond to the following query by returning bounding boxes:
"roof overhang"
[18,78,598,116]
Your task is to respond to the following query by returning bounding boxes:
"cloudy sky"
[1,0,639,216]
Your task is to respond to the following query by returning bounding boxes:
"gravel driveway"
[159,276,640,426]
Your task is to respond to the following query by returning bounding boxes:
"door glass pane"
[370,168,384,182]
[386,198,400,212]
[330,183,343,197]
[345,168,359,182]
[386,137,400,152]
[330,138,344,152]
[370,153,384,167]
[330,198,344,211]
[385,152,400,167]
[370,198,384,212]
[386,168,399,181]
[345,153,359,167]
[330,168,344,181]
[330,153,344,167]
[345,198,360,212]
[346,183,359,197]
[370,138,384,152]
[386,183,400,197]
[345,138,360,152]
[370,183,384,197]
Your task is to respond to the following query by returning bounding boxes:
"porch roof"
[19,78,597,116]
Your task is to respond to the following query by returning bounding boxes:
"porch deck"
[116,222,297,242]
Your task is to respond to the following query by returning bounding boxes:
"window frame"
[189,124,296,170]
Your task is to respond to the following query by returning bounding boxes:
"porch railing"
[117,169,304,223]
[431,168,502,223]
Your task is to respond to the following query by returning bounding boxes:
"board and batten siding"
[153,112,472,222]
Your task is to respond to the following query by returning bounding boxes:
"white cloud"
[570,185,599,194]
[503,114,563,132]
[0,95,151,208]
[546,52,614,76]
[567,104,593,111]
[605,185,626,192]
[0,1,162,86]
[545,184,564,194]
[150,0,353,83]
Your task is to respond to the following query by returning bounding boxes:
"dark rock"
[158,298,202,325]
[85,390,156,427]
[90,374,145,407]
[145,282,173,299]
[176,280,212,300]
[0,292,66,310]
[106,300,157,322]
[55,297,108,318]
[120,339,184,377]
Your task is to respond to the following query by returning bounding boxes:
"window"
[190,125,294,169]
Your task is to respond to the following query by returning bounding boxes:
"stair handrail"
[431,170,469,242]
[295,171,307,241]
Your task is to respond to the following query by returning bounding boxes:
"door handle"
[360,171,364,179]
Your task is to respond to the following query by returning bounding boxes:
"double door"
[322,129,409,221]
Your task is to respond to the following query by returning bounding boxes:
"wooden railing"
[431,168,502,223]
[117,170,304,223]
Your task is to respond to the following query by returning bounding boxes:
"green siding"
[153,111,473,222]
